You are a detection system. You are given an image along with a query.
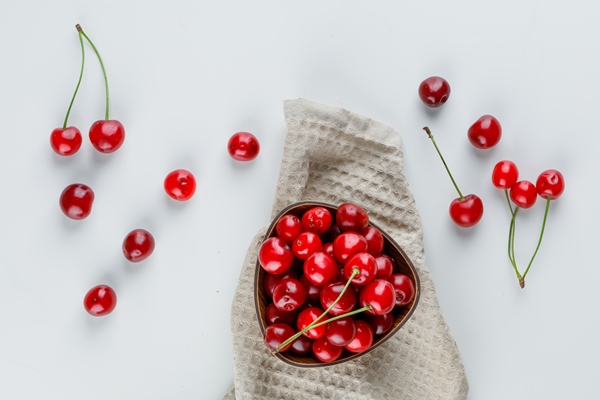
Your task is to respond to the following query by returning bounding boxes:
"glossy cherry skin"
[301,206,333,235]
[492,160,519,189]
[325,316,356,347]
[322,242,335,258]
[536,169,565,200]
[227,131,260,161]
[449,194,484,228]
[359,279,396,316]
[387,274,416,307]
[312,336,343,363]
[366,313,395,336]
[374,255,394,280]
[89,119,125,153]
[297,307,327,339]
[343,252,377,286]
[272,278,307,312]
[122,229,155,262]
[50,127,82,156]
[418,76,451,108]
[344,320,373,353]
[292,231,322,260]
[59,183,95,220]
[336,203,369,232]
[303,251,338,287]
[299,274,322,300]
[258,237,294,274]
[84,285,117,316]
[275,214,303,244]
[320,281,357,316]
[263,323,295,352]
[164,169,196,201]
[265,303,298,326]
[510,180,537,209]
[332,232,368,264]
[264,270,298,298]
[290,334,313,355]
[468,115,502,149]
[361,226,384,257]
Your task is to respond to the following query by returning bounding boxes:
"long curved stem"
[62,31,85,129]
[76,24,110,120]
[423,127,464,200]
[522,197,551,281]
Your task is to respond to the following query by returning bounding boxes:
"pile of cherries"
[259,203,415,363]
[52,25,261,316]
[419,76,565,288]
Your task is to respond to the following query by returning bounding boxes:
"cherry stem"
[422,127,464,200]
[62,30,85,129]
[274,268,361,353]
[521,196,551,283]
[76,24,110,120]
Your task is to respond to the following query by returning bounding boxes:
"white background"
[0,1,597,399]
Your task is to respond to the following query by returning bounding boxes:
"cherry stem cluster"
[273,267,372,353]
[423,127,465,201]
[505,191,552,288]
[63,30,85,129]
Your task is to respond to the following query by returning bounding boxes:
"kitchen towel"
[224,98,468,400]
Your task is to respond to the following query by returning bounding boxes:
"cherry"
[536,169,565,200]
[292,231,322,260]
[258,237,294,274]
[290,334,313,355]
[164,169,197,201]
[301,206,332,235]
[344,320,373,353]
[122,229,155,262]
[387,273,416,307]
[365,313,395,336]
[264,270,298,298]
[418,76,451,108]
[359,279,396,316]
[320,281,357,316]
[312,336,343,363]
[84,284,117,316]
[325,316,356,347]
[492,160,519,189]
[228,131,260,161]
[343,252,377,286]
[272,278,307,312]
[361,226,384,257]
[336,203,369,232]
[423,127,484,227]
[467,115,502,149]
[59,183,95,220]
[374,255,394,280]
[275,214,303,244]
[265,303,298,326]
[303,251,339,287]
[297,307,327,339]
[264,323,295,352]
[332,232,368,264]
[299,274,322,300]
[510,180,537,209]
[322,242,335,258]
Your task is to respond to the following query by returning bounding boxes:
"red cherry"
[510,180,537,209]
[359,279,396,316]
[290,334,313,355]
[336,203,369,232]
[227,131,260,161]
[468,115,502,149]
[418,76,451,108]
[536,169,565,200]
[275,214,303,244]
[89,120,125,153]
[492,160,519,189]
[325,316,356,347]
[312,336,343,363]
[122,229,155,262]
[301,206,333,235]
[320,281,357,316]
[264,323,295,352]
[361,226,384,257]
[374,255,394,280]
[324,224,342,242]
[59,183,95,220]
[265,303,298,326]
[365,313,395,336]
[50,127,82,156]
[344,320,373,353]
[387,274,416,307]
[343,252,377,286]
[164,169,196,201]
[449,194,484,228]
[322,242,335,258]
[292,232,322,260]
[297,307,327,339]
[332,232,368,264]
[303,251,338,287]
[299,274,322,300]
[258,237,294,274]
[264,270,298,298]
[272,278,307,312]
[84,284,117,316]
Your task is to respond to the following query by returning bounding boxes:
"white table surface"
[1,1,598,399]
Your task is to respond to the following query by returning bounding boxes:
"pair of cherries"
[259,203,415,363]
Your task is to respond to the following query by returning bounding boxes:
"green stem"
[423,127,464,200]
[521,197,551,282]
[509,206,521,281]
[77,24,110,120]
[62,30,85,129]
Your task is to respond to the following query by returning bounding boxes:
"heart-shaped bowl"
[254,201,421,367]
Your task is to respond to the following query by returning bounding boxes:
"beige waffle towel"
[224,98,468,400]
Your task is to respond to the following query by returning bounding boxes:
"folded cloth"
[224,98,468,400]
